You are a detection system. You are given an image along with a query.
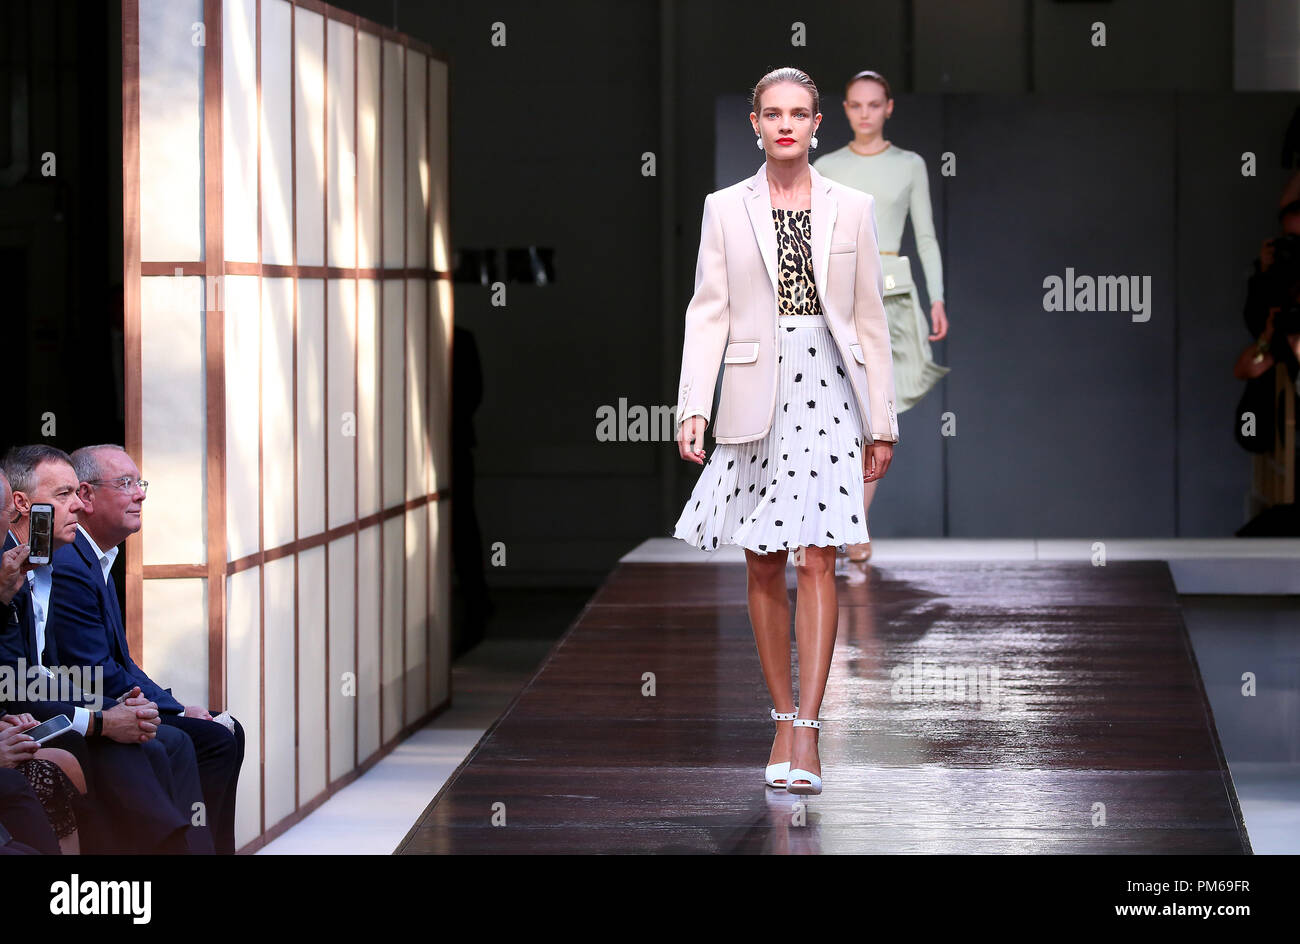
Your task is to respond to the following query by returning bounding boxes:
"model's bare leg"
[744,548,794,777]
[847,478,880,561]
[790,545,839,783]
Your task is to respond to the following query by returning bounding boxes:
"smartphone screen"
[23,714,72,744]
[29,504,54,564]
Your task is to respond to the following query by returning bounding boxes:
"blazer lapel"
[75,530,129,663]
[745,163,779,295]
[745,161,838,313]
[809,163,837,306]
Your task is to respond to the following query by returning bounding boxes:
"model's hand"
[677,416,708,465]
[929,300,948,341]
[863,441,893,483]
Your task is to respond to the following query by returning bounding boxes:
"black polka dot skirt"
[673,316,871,555]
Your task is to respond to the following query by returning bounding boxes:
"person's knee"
[745,549,788,584]
[156,723,198,766]
[36,748,87,794]
[793,546,836,579]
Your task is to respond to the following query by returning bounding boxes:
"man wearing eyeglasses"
[0,446,213,853]
[47,444,244,855]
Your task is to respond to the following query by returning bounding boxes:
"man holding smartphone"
[0,450,213,854]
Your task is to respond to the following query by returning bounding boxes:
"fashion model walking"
[671,67,899,794]
[813,70,951,561]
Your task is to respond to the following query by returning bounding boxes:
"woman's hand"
[0,721,39,769]
[677,416,708,465]
[929,300,948,341]
[863,441,894,483]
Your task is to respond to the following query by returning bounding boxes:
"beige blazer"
[675,161,900,445]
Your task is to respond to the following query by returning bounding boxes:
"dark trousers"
[160,713,244,854]
[0,768,60,854]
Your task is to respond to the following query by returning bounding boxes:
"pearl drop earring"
[756,137,763,148]
[810,136,819,149]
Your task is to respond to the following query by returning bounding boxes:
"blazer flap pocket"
[830,241,857,254]
[849,342,866,365]
[723,340,760,364]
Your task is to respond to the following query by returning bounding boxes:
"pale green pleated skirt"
[881,254,950,412]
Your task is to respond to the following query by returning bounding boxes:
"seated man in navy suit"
[48,444,244,855]
[0,449,212,854]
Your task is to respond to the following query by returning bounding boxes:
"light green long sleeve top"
[813,142,944,303]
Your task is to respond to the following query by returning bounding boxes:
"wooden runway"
[397,560,1251,854]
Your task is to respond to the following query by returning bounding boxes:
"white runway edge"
[256,637,552,855]
[625,536,1300,594]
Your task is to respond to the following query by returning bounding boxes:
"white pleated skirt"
[672,315,871,555]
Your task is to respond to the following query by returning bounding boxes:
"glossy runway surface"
[397,560,1250,854]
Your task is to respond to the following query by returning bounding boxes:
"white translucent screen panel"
[381,515,404,743]
[356,33,382,269]
[326,279,357,529]
[263,555,295,827]
[327,18,356,268]
[327,534,356,781]
[428,57,449,272]
[404,51,428,271]
[227,568,261,849]
[294,7,326,267]
[403,506,428,722]
[356,524,381,761]
[381,40,405,267]
[222,0,258,263]
[261,278,295,550]
[297,545,327,801]
[356,280,381,517]
[381,280,405,508]
[260,0,294,266]
[141,578,208,708]
[138,0,204,262]
[224,276,261,562]
[297,279,326,537]
[140,276,206,565]
[404,279,428,501]
[429,498,451,707]
[428,278,453,492]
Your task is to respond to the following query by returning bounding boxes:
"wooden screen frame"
[121,0,453,852]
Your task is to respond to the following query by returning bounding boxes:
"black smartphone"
[28,503,54,565]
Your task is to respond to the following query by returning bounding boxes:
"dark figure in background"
[452,325,492,657]
[1233,171,1300,536]
[1238,190,1300,386]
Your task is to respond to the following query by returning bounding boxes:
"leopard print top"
[772,207,823,317]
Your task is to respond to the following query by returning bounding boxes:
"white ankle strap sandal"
[786,718,823,795]
[765,707,798,788]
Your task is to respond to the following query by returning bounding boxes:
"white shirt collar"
[77,524,118,585]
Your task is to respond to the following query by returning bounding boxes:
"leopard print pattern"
[772,207,823,317]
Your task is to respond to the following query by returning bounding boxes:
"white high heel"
[786,718,823,795]
[765,707,798,788]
